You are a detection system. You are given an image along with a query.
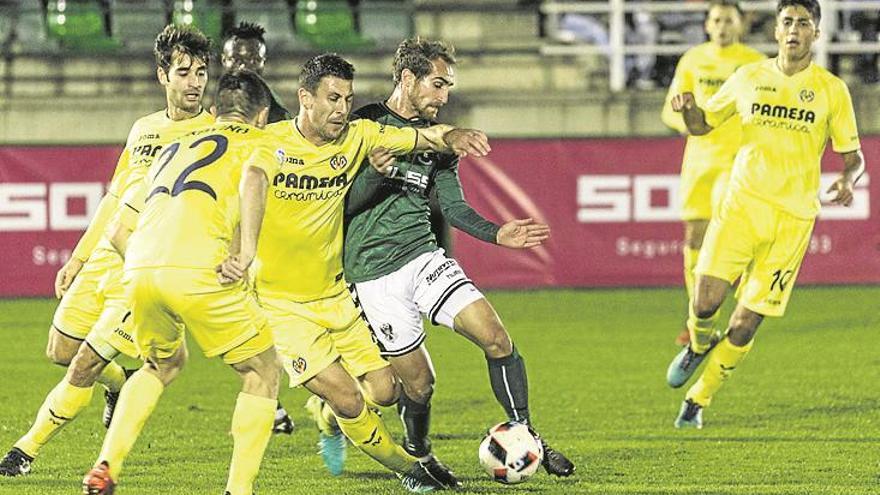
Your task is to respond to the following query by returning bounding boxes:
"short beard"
[407,87,434,120]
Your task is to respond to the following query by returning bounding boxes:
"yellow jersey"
[96,109,214,252]
[125,122,280,271]
[703,59,861,219]
[254,118,418,301]
[662,42,766,169]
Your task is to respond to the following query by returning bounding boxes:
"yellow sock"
[683,247,699,303]
[687,303,720,354]
[225,393,276,495]
[336,405,415,474]
[15,380,93,457]
[687,337,754,407]
[95,361,127,393]
[97,370,164,478]
[322,401,339,432]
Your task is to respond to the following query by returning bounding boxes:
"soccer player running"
[250,53,489,492]
[83,70,281,495]
[221,20,296,436]
[0,25,213,477]
[661,0,765,348]
[667,0,865,428]
[341,37,575,485]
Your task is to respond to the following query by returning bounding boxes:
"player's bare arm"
[415,124,491,157]
[496,219,551,249]
[827,150,865,207]
[218,166,269,284]
[671,92,713,136]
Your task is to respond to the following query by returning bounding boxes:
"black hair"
[707,0,743,18]
[154,24,212,73]
[225,21,266,44]
[214,69,271,119]
[298,53,355,93]
[393,37,457,85]
[776,0,821,23]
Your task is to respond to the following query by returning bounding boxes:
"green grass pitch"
[0,287,878,494]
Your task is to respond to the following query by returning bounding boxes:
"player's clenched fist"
[671,92,697,112]
[443,128,491,157]
[216,255,251,285]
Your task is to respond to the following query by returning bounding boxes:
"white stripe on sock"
[501,365,520,422]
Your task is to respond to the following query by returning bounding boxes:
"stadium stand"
[0,0,878,143]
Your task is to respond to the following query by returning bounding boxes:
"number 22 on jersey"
[147,134,229,202]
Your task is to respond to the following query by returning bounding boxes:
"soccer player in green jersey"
[342,38,575,483]
[667,0,864,428]
[221,22,292,124]
[221,20,295,436]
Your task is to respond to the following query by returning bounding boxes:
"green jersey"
[344,102,500,283]
[267,86,291,124]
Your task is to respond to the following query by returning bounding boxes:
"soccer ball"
[478,421,544,484]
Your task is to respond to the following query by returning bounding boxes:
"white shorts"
[351,249,484,357]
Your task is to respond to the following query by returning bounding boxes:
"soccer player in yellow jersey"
[0,25,213,477]
[82,70,280,495]
[252,53,489,492]
[221,19,296,437]
[661,0,765,347]
[666,0,865,428]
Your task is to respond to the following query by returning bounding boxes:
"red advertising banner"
[0,139,877,296]
[454,138,878,288]
[0,146,121,296]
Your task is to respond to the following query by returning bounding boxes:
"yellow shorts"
[680,163,731,221]
[259,289,388,387]
[53,249,138,360]
[696,192,814,317]
[124,268,273,365]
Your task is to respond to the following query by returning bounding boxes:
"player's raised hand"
[216,255,250,285]
[496,218,550,249]
[443,128,491,157]
[827,175,855,206]
[54,257,84,299]
[671,92,697,112]
[368,147,397,176]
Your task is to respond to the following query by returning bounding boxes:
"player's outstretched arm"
[218,166,269,285]
[496,219,551,249]
[827,150,865,207]
[416,124,491,157]
[671,92,713,136]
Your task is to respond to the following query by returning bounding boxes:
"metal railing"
[540,0,880,91]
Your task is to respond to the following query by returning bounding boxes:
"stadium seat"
[295,0,373,51]
[234,0,302,50]
[46,0,121,52]
[0,1,16,50]
[359,1,413,48]
[12,3,60,53]
[170,0,223,45]
[111,1,166,51]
